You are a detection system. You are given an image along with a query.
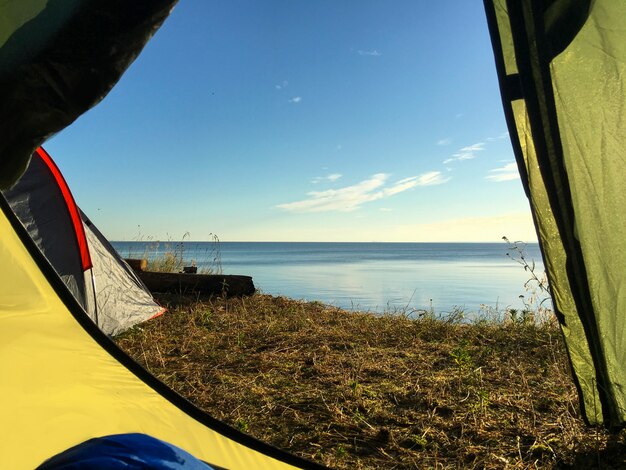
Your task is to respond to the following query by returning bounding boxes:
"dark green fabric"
[485,0,626,427]
[0,0,178,189]
[543,0,593,59]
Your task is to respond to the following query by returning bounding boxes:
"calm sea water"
[112,241,547,316]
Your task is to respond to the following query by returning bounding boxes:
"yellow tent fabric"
[0,198,313,469]
[0,3,324,467]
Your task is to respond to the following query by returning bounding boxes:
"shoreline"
[112,240,547,315]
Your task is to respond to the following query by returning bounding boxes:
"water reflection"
[245,259,542,315]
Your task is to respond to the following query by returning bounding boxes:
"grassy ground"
[115,293,626,469]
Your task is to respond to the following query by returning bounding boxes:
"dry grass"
[135,234,223,274]
[115,293,626,469]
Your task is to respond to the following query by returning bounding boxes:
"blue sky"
[45,0,536,242]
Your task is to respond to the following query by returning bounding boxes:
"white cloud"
[289,96,302,103]
[278,173,388,213]
[415,171,451,186]
[311,173,343,184]
[443,142,485,164]
[275,80,289,90]
[277,171,446,213]
[487,131,510,142]
[383,176,418,196]
[437,138,451,146]
[357,49,381,56]
[486,162,520,182]
[458,143,484,160]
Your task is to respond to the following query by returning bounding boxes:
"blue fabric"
[37,433,213,469]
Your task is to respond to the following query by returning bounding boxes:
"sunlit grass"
[116,293,625,469]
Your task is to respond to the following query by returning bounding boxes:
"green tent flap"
[0,0,178,189]
[484,0,626,427]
